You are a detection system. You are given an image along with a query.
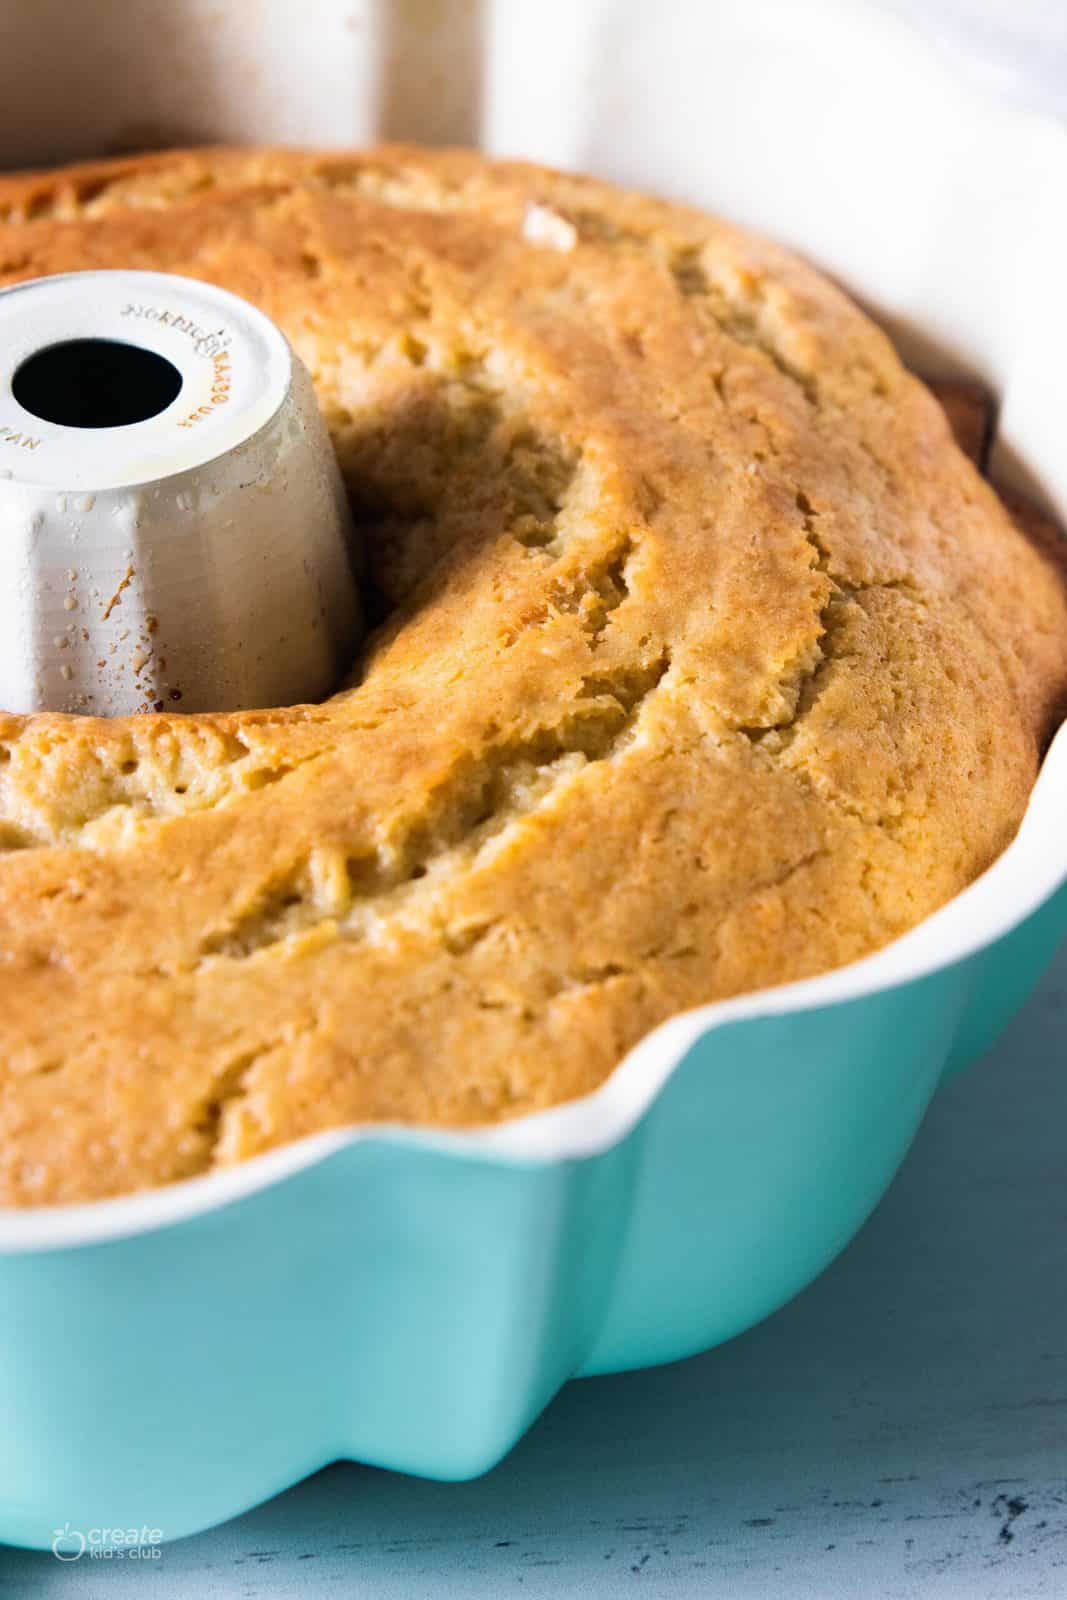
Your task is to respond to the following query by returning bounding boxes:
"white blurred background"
[0,0,1062,172]
[878,0,1066,119]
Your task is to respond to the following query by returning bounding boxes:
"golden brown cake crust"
[0,145,1065,1206]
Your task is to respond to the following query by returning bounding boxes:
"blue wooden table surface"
[2,4,1065,1596]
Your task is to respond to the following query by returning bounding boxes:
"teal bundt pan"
[2,0,1067,1549]
[0,724,1064,1550]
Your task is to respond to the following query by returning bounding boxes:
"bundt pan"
[1,0,1066,1550]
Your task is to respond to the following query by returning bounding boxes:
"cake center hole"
[12,338,184,429]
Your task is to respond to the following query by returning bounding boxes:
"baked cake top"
[0,146,1064,1204]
